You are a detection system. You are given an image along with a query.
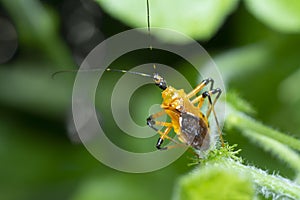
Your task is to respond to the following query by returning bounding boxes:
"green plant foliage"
[174,96,300,199]
[220,100,300,198]
[225,92,255,115]
[95,0,239,41]
[227,109,300,152]
[242,130,300,175]
[244,0,300,33]
[175,147,300,200]
[71,176,155,200]
[174,160,254,200]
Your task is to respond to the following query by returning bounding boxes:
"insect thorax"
[179,112,210,150]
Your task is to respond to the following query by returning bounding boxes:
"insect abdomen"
[179,112,210,150]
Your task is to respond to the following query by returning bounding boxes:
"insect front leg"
[147,111,171,150]
[191,88,222,114]
[187,78,214,99]
[147,111,182,150]
[147,110,166,131]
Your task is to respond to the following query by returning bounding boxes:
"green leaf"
[71,176,156,200]
[95,0,239,41]
[244,0,300,33]
[174,165,254,200]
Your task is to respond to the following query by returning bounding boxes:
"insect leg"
[156,127,187,150]
[147,111,184,150]
[204,89,222,118]
[147,111,171,149]
[156,126,172,150]
[146,110,166,131]
[204,89,224,146]
[193,88,224,147]
[191,93,206,109]
[187,78,214,99]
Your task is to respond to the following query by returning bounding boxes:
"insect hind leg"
[192,88,224,147]
[204,88,224,147]
[203,88,222,117]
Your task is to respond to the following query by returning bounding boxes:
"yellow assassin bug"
[147,72,224,150]
[53,0,225,151]
[53,67,225,150]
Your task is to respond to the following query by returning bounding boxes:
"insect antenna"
[51,68,155,80]
[146,0,152,51]
[106,68,154,78]
[146,0,157,73]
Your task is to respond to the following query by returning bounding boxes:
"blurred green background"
[1,0,300,199]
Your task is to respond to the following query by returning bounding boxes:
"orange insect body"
[161,86,210,150]
[148,74,222,150]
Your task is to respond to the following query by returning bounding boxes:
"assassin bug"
[147,72,224,150]
[53,66,225,151]
[53,0,225,151]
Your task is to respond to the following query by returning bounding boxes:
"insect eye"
[153,73,167,90]
[160,83,167,90]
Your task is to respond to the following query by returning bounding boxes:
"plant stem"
[243,130,300,175]
[219,158,300,199]
[227,111,300,152]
